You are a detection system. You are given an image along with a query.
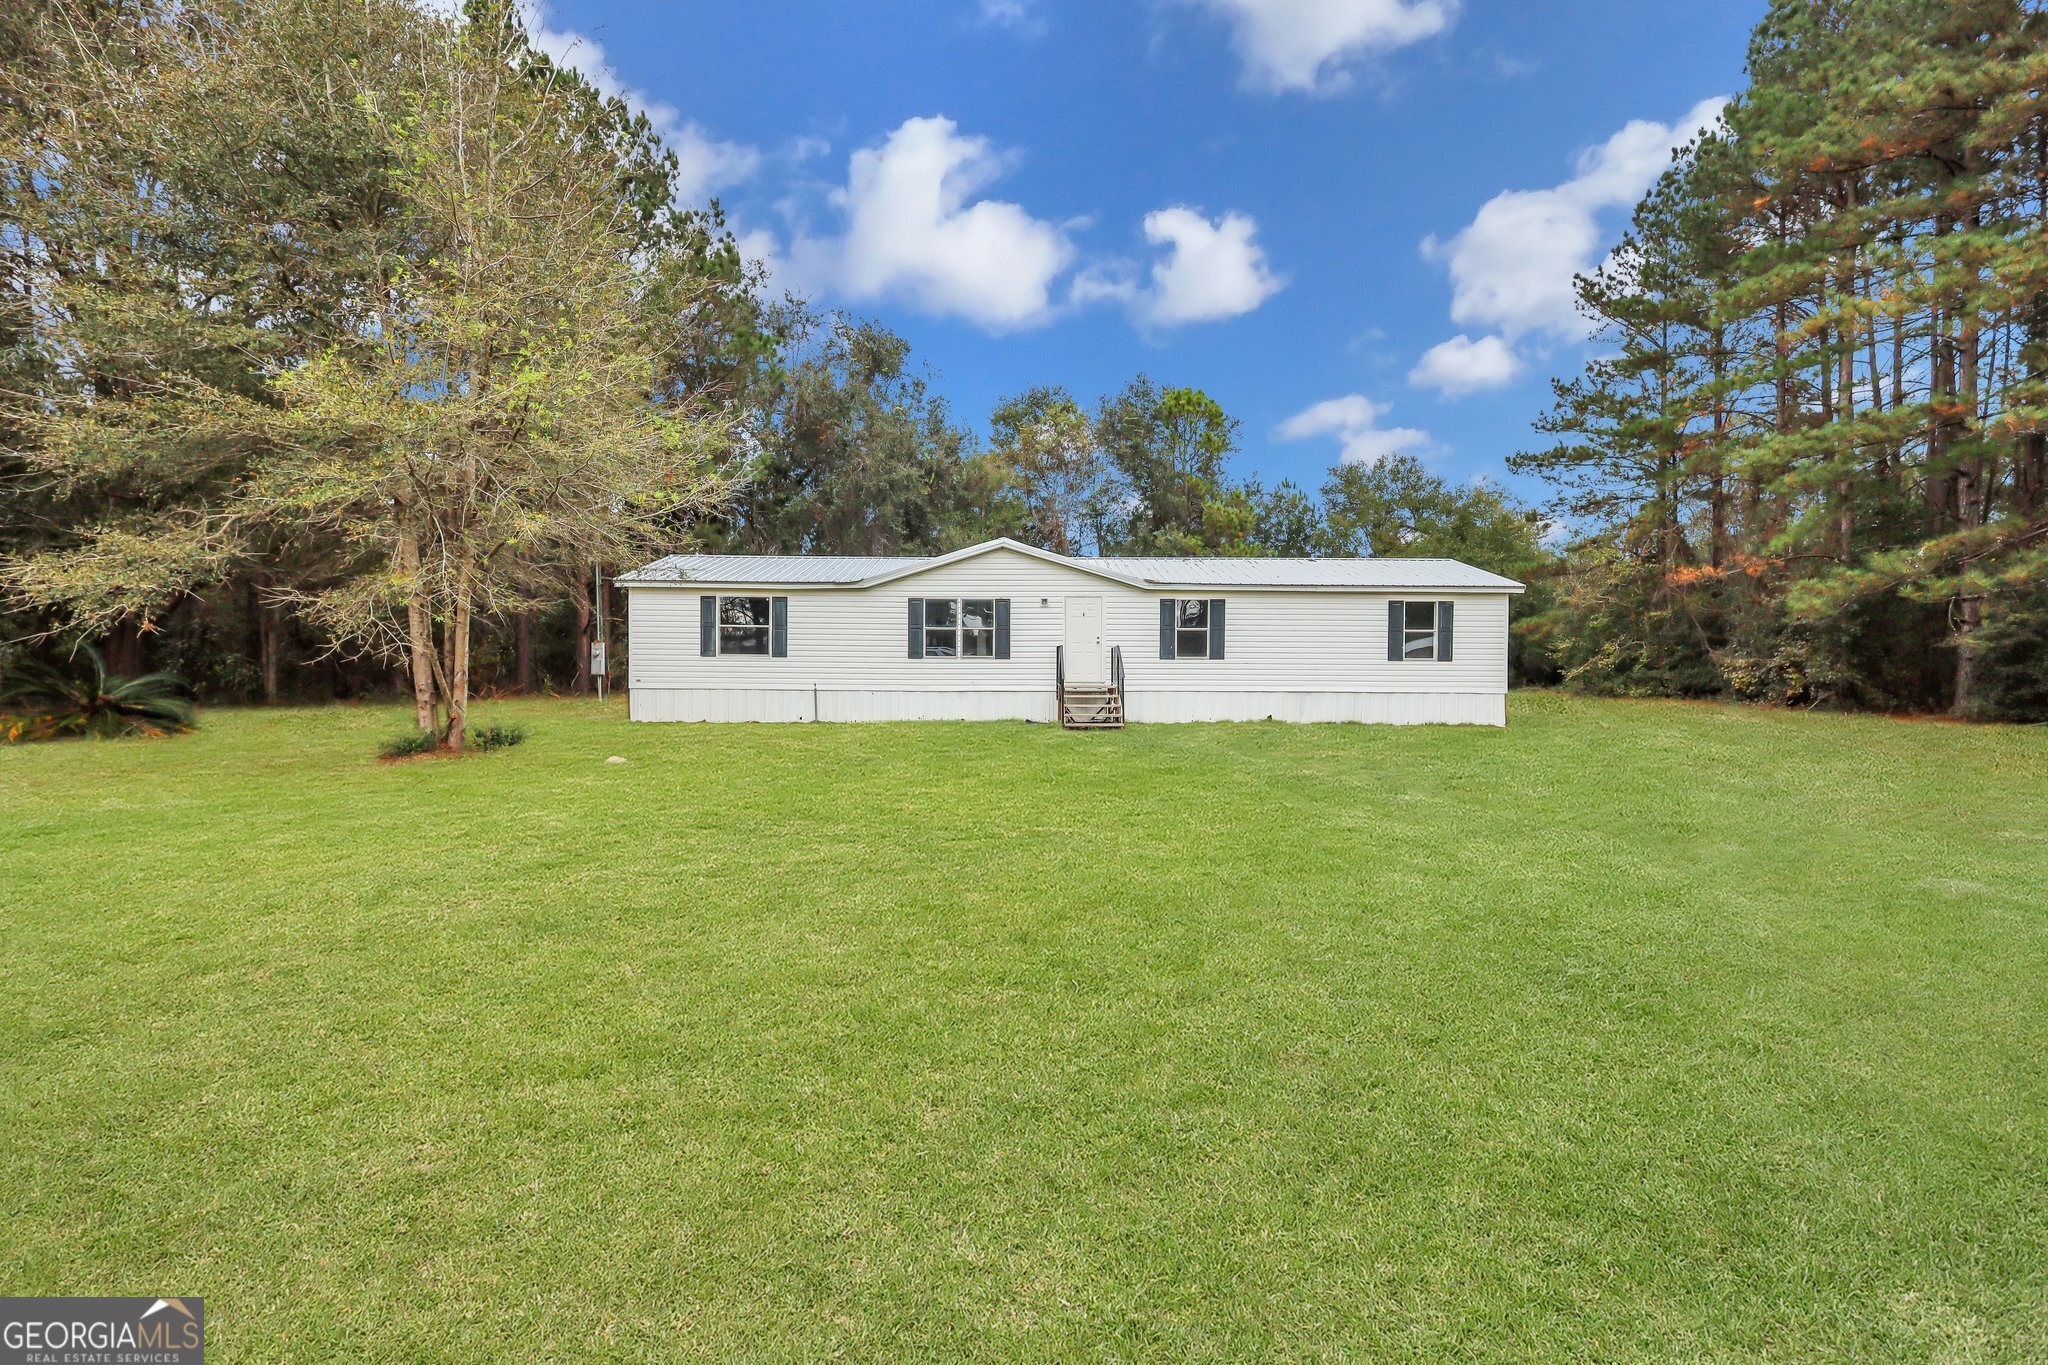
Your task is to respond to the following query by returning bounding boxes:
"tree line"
[5,0,2042,737]
[1516,0,2048,720]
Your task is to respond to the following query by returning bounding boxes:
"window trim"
[716,594,772,656]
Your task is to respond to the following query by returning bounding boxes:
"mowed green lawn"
[2,694,2044,1360]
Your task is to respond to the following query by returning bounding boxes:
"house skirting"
[627,687,1505,727]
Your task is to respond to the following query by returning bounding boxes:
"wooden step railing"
[1056,644,1124,729]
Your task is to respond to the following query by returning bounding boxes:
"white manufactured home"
[619,537,1523,727]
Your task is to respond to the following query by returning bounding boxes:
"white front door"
[1064,595,1105,683]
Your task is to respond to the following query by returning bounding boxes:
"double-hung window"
[921,597,996,657]
[909,598,1007,659]
[1174,599,1210,659]
[700,594,787,657]
[718,596,771,654]
[1403,600,1439,660]
[1387,599,1454,662]
[1159,598,1225,659]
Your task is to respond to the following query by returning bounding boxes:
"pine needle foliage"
[1517,0,2048,717]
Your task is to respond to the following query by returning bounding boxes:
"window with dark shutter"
[717,596,771,655]
[1390,600,1453,661]
[700,595,716,657]
[770,596,788,658]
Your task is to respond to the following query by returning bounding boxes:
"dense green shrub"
[469,723,527,752]
[1962,589,2048,724]
[379,722,526,759]
[377,730,439,760]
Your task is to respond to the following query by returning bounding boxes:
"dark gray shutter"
[1208,599,1225,659]
[770,596,788,657]
[1387,600,1404,662]
[700,595,716,656]
[994,598,1010,659]
[908,598,924,658]
[1159,599,1175,659]
[1437,600,1454,662]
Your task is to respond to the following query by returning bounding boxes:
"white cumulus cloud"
[1137,206,1285,326]
[1188,0,1458,94]
[1423,95,1725,342]
[1277,395,1431,466]
[785,116,1075,331]
[1410,96,1725,395]
[1408,333,1521,395]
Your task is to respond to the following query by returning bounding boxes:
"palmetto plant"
[0,645,196,741]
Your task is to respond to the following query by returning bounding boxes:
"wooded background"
[4,0,2044,726]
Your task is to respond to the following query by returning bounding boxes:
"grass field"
[2,694,2044,1360]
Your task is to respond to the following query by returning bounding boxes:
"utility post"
[592,563,608,702]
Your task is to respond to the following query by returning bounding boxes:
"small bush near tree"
[468,723,526,752]
[377,730,441,761]
[379,721,523,761]
[0,646,195,742]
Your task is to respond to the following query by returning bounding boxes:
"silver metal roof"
[618,540,1522,591]
[1097,557,1524,590]
[621,553,927,585]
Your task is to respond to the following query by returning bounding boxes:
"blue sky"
[527,0,1760,505]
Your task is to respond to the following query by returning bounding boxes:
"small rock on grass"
[606,755,627,765]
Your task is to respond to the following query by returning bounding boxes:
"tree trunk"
[595,564,609,695]
[399,528,438,734]
[103,615,144,677]
[258,595,285,704]
[2019,432,2048,521]
[1708,325,1729,570]
[1891,280,1905,414]
[1835,224,1858,556]
[514,610,534,692]
[446,576,472,752]
[1953,596,1983,716]
[245,581,263,694]
[1946,186,1985,716]
[1950,302,1983,714]
[1767,226,1792,546]
[571,568,593,696]
[1927,206,1961,532]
